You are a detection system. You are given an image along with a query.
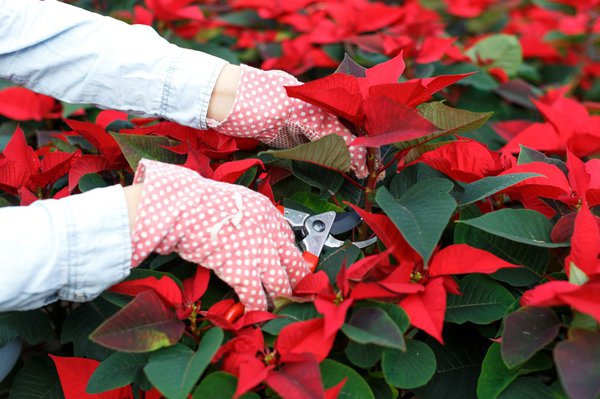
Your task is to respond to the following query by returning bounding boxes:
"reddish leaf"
[294,271,330,295]
[0,159,29,191]
[233,310,278,330]
[68,155,111,192]
[30,151,79,189]
[276,318,335,362]
[3,126,38,174]
[352,96,439,147]
[0,87,56,121]
[521,281,580,308]
[400,277,447,343]
[285,74,364,126]
[324,378,347,399]
[314,294,353,339]
[417,140,503,182]
[416,37,456,64]
[346,247,394,282]
[554,329,600,399]
[212,158,264,184]
[65,119,125,166]
[565,204,600,277]
[501,122,562,154]
[350,282,411,300]
[182,267,210,304]
[566,151,591,199]
[499,162,571,199]
[145,0,204,22]
[90,290,185,352]
[362,51,406,90]
[234,357,272,399]
[266,354,326,399]
[96,110,129,130]
[560,280,600,322]
[428,244,520,277]
[110,276,183,308]
[49,355,133,399]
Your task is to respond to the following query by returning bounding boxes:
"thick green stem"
[358,147,379,241]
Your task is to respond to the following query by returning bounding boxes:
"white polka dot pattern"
[130,159,311,311]
[208,64,370,178]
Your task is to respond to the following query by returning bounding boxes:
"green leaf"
[517,145,568,174]
[477,343,553,399]
[0,310,54,346]
[389,162,451,199]
[61,298,119,360]
[445,275,515,325]
[260,135,351,172]
[192,371,260,399]
[317,241,362,284]
[394,102,493,151]
[414,327,488,399]
[90,290,185,353]
[368,301,411,333]
[320,359,375,399]
[498,377,558,399]
[554,330,600,399]
[145,328,224,399]
[289,191,345,213]
[419,102,493,135]
[262,303,319,335]
[87,353,149,394]
[376,179,456,265]
[291,161,344,199]
[110,132,185,170]
[9,356,64,399]
[456,213,548,286]
[341,307,406,351]
[501,307,560,369]
[334,53,367,77]
[465,34,523,77]
[458,209,569,248]
[460,173,541,205]
[382,340,437,389]
[0,197,12,207]
[78,173,107,192]
[344,341,383,369]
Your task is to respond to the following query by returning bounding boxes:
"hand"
[130,159,310,311]
[208,64,370,178]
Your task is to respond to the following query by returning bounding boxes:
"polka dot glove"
[130,159,311,311]
[208,64,370,178]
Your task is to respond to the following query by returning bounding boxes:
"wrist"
[206,64,241,123]
[123,183,144,234]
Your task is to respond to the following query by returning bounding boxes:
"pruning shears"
[277,206,378,272]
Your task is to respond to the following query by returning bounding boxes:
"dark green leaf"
[260,135,351,172]
[368,301,410,333]
[517,146,568,174]
[9,356,64,399]
[145,328,224,399]
[376,180,456,265]
[341,307,405,351]
[110,133,185,170]
[382,340,436,389]
[78,173,107,192]
[192,371,260,399]
[262,303,319,335]
[554,329,600,399]
[414,326,488,399]
[289,192,344,213]
[458,209,569,248]
[478,343,553,399]
[501,307,560,369]
[87,353,149,394]
[389,162,451,199]
[291,161,344,199]
[61,298,119,360]
[317,240,362,284]
[344,341,382,369]
[498,377,557,399]
[90,290,185,353]
[460,173,541,205]
[419,102,493,135]
[320,359,375,399]
[0,310,54,346]
[445,275,515,325]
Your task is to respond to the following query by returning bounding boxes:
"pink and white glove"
[130,159,310,311]
[208,64,370,178]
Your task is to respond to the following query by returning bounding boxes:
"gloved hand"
[208,64,370,178]
[130,159,310,311]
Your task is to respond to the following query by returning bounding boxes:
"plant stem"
[358,147,379,241]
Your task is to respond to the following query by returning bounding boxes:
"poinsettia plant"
[2,1,600,399]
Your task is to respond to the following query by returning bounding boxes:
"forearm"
[0,185,132,312]
[0,0,229,129]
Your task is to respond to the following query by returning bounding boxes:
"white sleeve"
[0,0,228,129]
[0,185,132,311]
